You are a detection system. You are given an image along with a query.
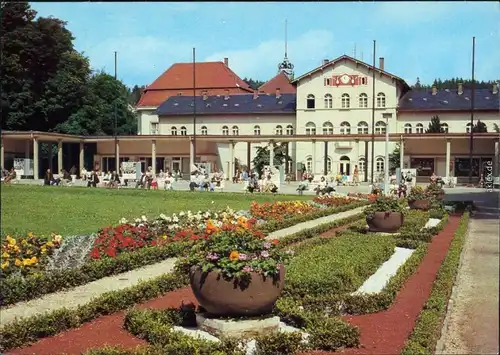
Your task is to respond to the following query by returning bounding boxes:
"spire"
[278,19,294,80]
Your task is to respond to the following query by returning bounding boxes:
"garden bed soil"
[7,216,461,355]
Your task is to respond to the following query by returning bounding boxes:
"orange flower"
[229,251,240,261]
[272,239,279,245]
[205,220,219,234]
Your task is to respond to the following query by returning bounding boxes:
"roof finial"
[284,19,288,58]
[278,19,294,79]
[353,43,356,59]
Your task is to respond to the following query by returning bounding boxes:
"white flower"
[135,218,141,223]
[159,214,167,220]
[165,216,172,222]
[173,216,179,223]
[119,218,128,224]
[179,211,185,217]
[141,215,147,222]
[211,200,214,204]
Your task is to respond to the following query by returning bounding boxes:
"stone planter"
[408,198,431,211]
[189,266,285,317]
[366,211,404,233]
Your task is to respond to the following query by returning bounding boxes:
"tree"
[472,120,488,133]
[426,115,444,133]
[388,143,401,173]
[411,77,497,90]
[243,77,265,90]
[252,142,291,174]
[128,85,145,105]
[493,123,500,133]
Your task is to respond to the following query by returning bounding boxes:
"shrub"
[364,196,404,218]
[307,316,360,351]
[407,185,429,201]
[255,332,307,355]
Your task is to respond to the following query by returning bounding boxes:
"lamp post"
[383,113,392,195]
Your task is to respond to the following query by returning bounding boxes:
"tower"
[278,19,294,80]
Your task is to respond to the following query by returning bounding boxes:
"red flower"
[105,247,117,257]
[90,248,100,259]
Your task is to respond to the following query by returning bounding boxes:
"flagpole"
[468,37,475,184]
[192,48,197,167]
[370,40,376,185]
[114,51,118,172]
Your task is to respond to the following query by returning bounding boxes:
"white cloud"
[204,30,335,80]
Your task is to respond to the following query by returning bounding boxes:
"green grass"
[285,232,396,298]
[1,185,311,237]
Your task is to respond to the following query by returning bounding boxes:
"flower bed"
[347,192,378,202]
[312,195,359,207]
[249,200,318,221]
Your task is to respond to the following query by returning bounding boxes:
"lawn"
[1,185,311,236]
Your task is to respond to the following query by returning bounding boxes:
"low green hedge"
[1,201,367,307]
[401,212,470,355]
[0,209,363,352]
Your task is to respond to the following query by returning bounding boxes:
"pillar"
[33,138,39,180]
[494,140,499,177]
[445,139,451,179]
[269,141,275,168]
[229,141,235,177]
[247,142,251,170]
[57,140,63,173]
[312,140,317,174]
[0,141,4,169]
[400,139,405,170]
[323,141,328,175]
[353,139,360,168]
[115,140,120,172]
[79,142,84,174]
[152,140,157,174]
[364,141,369,182]
[189,139,194,170]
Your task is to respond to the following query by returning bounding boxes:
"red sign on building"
[324,73,368,87]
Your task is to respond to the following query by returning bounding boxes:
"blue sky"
[31,1,500,88]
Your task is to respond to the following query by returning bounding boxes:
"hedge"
[401,212,470,355]
[1,201,367,307]
[0,209,363,352]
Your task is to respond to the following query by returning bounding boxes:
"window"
[358,157,366,173]
[306,95,315,109]
[324,94,332,109]
[325,157,332,173]
[375,121,386,134]
[306,122,316,135]
[232,125,239,135]
[171,126,177,135]
[465,123,472,133]
[222,126,229,135]
[275,125,283,135]
[254,125,261,135]
[286,125,294,135]
[201,126,208,135]
[359,93,368,108]
[341,93,350,108]
[416,123,424,134]
[404,123,412,134]
[340,121,351,135]
[180,126,187,136]
[377,93,386,108]
[376,157,385,172]
[306,156,313,172]
[150,122,159,134]
[322,122,333,135]
[442,123,449,133]
[357,121,369,134]
[361,77,367,85]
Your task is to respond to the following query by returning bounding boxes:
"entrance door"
[172,158,181,174]
[164,159,171,173]
[340,156,351,175]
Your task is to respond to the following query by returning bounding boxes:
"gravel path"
[436,193,500,355]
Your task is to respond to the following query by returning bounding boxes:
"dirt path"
[437,192,500,355]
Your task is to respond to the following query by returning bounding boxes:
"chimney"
[458,83,463,95]
[379,57,385,71]
[275,88,281,98]
[323,59,329,66]
[224,89,230,100]
[253,90,259,100]
[493,83,498,94]
[432,86,437,95]
[223,57,229,66]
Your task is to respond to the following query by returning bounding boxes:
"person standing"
[353,165,359,185]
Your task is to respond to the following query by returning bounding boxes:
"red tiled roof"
[137,61,253,107]
[258,72,296,94]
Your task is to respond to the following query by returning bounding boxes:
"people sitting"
[81,167,88,181]
[164,173,173,190]
[44,169,61,186]
[247,173,259,193]
[315,176,335,196]
[108,171,121,188]
[59,169,72,186]
[87,170,99,187]
[136,172,146,189]
[297,177,309,195]
[3,168,17,184]
[263,175,278,194]
[398,181,407,198]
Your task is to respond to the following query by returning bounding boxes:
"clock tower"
[277,19,294,80]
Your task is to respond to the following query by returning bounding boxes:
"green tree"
[252,143,291,174]
[388,143,401,173]
[472,120,488,133]
[426,115,444,133]
[243,77,266,90]
[493,123,500,133]
[128,85,145,105]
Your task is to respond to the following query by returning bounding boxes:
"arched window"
[171,126,177,135]
[377,93,386,108]
[340,121,351,135]
[442,123,449,133]
[275,125,283,135]
[254,125,261,135]
[286,125,294,135]
[341,93,350,108]
[180,126,187,136]
[375,121,386,134]
[201,126,208,135]
[222,125,229,135]
[306,156,313,172]
[359,93,368,108]
[232,125,239,135]
[376,157,385,172]
[358,121,369,134]
[306,94,315,109]
[306,122,316,135]
[322,122,333,135]
[358,157,366,174]
[325,157,332,173]
[404,123,412,134]
[465,123,472,133]
[324,94,332,109]
[416,123,424,134]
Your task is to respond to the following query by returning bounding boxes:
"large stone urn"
[408,199,431,211]
[189,266,285,317]
[366,211,404,233]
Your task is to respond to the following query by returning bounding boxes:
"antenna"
[361,52,364,61]
[284,19,288,58]
[353,44,356,59]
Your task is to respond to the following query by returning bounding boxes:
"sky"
[30,1,500,88]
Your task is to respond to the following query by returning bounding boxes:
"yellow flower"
[7,236,16,245]
[41,246,47,254]
[1,260,9,269]
[46,241,54,248]
[15,258,22,267]
[31,256,37,263]
[162,235,167,240]
[27,232,33,238]
[22,258,31,266]
[1,251,9,258]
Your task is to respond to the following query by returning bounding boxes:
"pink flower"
[263,242,272,249]
[243,266,253,273]
[238,253,248,261]
[261,251,270,258]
